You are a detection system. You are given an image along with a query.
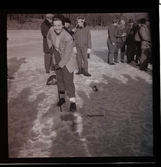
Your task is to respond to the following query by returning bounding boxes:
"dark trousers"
[135,41,141,63]
[76,46,88,69]
[140,48,150,70]
[54,49,75,98]
[107,39,117,64]
[44,52,53,72]
[126,40,136,63]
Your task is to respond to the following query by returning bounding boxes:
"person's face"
[113,22,118,26]
[77,19,84,27]
[53,20,64,33]
[120,21,125,27]
[65,22,70,28]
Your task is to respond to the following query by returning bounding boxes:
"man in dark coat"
[107,19,118,65]
[139,17,151,71]
[41,14,54,73]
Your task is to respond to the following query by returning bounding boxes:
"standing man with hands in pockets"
[73,16,92,77]
[107,19,118,65]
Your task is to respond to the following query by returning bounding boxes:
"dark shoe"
[83,70,91,77]
[76,68,82,75]
[57,98,66,106]
[121,60,124,63]
[114,60,119,63]
[87,54,90,59]
[136,63,140,66]
[109,63,115,65]
[46,71,50,73]
[69,103,76,111]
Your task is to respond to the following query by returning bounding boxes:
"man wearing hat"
[41,14,54,74]
[125,18,136,63]
[63,17,75,37]
[139,17,152,71]
[107,18,118,65]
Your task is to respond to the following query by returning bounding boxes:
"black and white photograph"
[1,8,159,164]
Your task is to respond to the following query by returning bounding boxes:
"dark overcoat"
[41,19,52,53]
[107,24,117,53]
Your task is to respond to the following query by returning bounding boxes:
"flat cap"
[46,14,54,19]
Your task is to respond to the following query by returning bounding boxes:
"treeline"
[7,13,148,30]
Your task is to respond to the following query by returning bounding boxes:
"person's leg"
[121,44,125,63]
[76,47,83,75]
[54,49,66,106]
[44,52,52,73]
[140,48,150,71]
[62,66,76,111]
[81,47,91,76]
[107,40,115,65]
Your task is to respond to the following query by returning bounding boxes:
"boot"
[114,53,119,63]
[57,91,65,106]
[83,68,91,77]
[87,53,90,59]
[76,68,82,75]
[69,103,76,111]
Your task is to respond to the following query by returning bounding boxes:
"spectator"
[134,18,145,66]
[73,16,92,76]
[115,19,127,63]
[139,17,151,71]
[64,17,75,37]
[125,19,137,63]
[46,15,78,111]
[107,18,118,65]
[41,13,54,73]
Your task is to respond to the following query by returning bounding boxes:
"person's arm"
[87,29,92,49]
[58,35,74,68]
[108,26,115,44]
[46,27,54,53]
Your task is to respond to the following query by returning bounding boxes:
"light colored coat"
[47,27,78,73]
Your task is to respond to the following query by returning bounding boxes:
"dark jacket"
[139,24,151,49]
[107,24,117,44]
[73,26,92,48]
[41,19,52,53]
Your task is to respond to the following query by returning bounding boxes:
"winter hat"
[139,18,145,24]
[129,19,134,23]
[64,17,71,24]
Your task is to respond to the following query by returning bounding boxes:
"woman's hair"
[77,16,85,22]
[53,14,65,25]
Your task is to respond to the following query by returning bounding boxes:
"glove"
[73,47,77,54]
[54,64,61,70]
[49,47,54,55]
[87,48,91,54]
